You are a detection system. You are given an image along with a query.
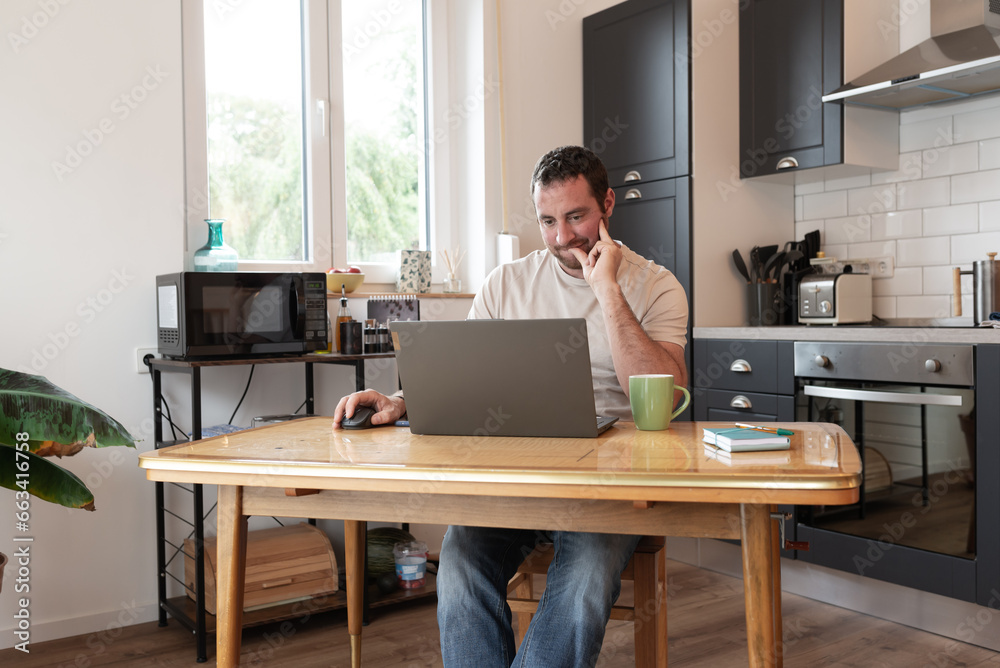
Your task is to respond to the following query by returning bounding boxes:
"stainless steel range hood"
[823,0,1000,109]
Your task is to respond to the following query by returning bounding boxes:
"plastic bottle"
[335,288,352,353]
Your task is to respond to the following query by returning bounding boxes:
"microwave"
[156,272,328,358]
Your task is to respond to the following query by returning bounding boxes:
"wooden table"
[139,419,861,667]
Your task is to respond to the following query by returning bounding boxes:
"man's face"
[533,174,614,278]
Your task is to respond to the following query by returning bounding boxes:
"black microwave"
[155,272,328,358]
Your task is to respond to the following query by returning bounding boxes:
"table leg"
[741,503,778,668]
[216,485,248,668]
[770,506,783,668]
[345,519,366,667]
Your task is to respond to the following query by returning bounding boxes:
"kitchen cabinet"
[738,0,898,179]
[583,0,689,186]
[739,0,843,177]
[694,331,1000,606]
[692,339,795,421]
[609,176,690,300]
[583,0,692,379]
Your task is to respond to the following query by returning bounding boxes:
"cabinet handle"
[730,395,752,409]
[624,170,642,182]
[776,156,799,170]
[730,359,752,373]
[625,188,642,200]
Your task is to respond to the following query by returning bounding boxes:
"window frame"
[181,0,450,286]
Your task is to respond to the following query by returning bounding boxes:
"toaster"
[798,273,872,325]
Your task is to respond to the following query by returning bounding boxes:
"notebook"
[388,319,618,438]
[704,443,791,466]
[702,427,791,452]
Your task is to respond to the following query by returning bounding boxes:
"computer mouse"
[342,405,376,430]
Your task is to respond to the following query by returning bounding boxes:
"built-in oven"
[792,341,1000,604]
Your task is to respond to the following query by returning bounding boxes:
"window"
[182,0,434,282]
[342,1,427,265]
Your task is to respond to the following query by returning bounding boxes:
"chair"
[506,536,667,667]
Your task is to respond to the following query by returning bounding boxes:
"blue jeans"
[437,526,641,668]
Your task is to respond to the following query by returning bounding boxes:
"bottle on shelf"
[335,287,352,353]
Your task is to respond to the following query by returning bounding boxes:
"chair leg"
[632,546,667,668]
[510,572,534,646]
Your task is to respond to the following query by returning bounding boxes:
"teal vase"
[193,219,239,272]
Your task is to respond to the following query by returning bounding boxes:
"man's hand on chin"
[568,220,623,298]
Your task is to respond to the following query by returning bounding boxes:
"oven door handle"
[802,385,963,407]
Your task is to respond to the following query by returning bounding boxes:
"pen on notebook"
[735,423,794,436]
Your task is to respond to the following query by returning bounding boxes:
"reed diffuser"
[441,246,465,293]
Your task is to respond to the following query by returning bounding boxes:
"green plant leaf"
[0,445,96,510]
[0,369,136,456]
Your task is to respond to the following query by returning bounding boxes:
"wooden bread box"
[184,522,338,614]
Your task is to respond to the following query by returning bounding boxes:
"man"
[334,145,688,667]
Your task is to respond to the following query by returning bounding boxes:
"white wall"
[794,92,1000,321]
[0,0,185,645]
[494,0,620,256]
[690,0,795,327]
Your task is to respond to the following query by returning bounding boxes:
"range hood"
[823,0,1000,109]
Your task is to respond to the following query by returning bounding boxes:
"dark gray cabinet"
[739,0,843,178]
[584,0,692,381]
[692,339,795,421]
[583,0,689,186]
[609,176,690,301]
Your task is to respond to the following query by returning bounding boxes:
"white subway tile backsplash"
[980,138,1000,171]
[824,216,871,244]
[897,177,951,210]
[922,203,978,236]
[980,201,1000,231]
[825,173,871,192]
[896,295,951,319]
[951,231,1000,264]
[794,180,825,196]
[823,243,848,261]
[899,116,953,152]
[921,142,979,178]
[923,265,961,295]
[952,169,1000,204]
[802,190,847,220]
[897,237,950,267]
[795,221,821,241]
[798,95,1000,320]
[871,210,922,240]
[847,185,896,216]
[871,151,923,185]
[846,240,896,261]
[872,267,922,296]
[954,105,1000,143]
[871,296,896,319]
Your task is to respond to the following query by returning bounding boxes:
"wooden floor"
[6,559,1000,667]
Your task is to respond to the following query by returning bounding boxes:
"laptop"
[389,319,618,438]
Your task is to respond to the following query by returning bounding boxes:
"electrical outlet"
[870,255,894,278]
[136,348,157,374]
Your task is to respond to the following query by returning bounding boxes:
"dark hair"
[530,145,610,212]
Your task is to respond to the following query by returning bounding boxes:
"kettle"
[953,252,1000,322]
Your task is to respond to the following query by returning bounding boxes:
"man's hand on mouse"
[568,219,622,298]
[333,390,406,429]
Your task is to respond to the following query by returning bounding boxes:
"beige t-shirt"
[468,246,688,419]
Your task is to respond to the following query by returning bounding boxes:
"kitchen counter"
[694,324,1000,344]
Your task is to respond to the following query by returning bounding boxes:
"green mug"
[629,374,691,431]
